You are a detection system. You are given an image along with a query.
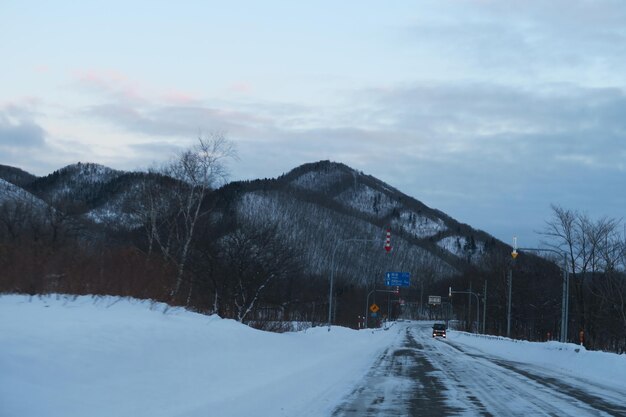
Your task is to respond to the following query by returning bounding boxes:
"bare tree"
[542,205,578,272]
[149,133,237,303]
[542,205,624,347]
[128,172,177,259]
[220,224,301,323]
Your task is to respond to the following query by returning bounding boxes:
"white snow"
[63,162,122,184]
[86,206,142,229]
[291,169,345,192]
[0,179,47,207]
[437,235,483,262]
[447,330,626,392]
[0,294,390,417]
[335,184,400,218]
[237,192,282,225]
[437,235,463,256]
[392,210,446,238]
[2,295,625,417]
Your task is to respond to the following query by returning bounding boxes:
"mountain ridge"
[0,159,503,284]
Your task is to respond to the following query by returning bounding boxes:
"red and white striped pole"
[384,229,392,253]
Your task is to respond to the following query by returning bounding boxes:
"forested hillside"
[1,139,624,352]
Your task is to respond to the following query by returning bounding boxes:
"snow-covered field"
[0,294,392,417]
[2,295,625,417]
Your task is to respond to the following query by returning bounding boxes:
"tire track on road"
[333,325,462,416]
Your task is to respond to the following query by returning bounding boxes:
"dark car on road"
[432,323,446,338]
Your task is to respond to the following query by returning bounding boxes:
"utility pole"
[420,280,424,319]
[507,269,512,338]
[508,237,517,339]
[468,281,472,332]
[482,280,487,334]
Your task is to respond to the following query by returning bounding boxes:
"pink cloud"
[1,97,41,109]
[74,69,143,102]
[162,90,199,105]
[229,82,253,94]
[73,70,204,107]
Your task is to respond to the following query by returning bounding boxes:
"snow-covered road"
[3,296,625,417]
[334,322,626,416]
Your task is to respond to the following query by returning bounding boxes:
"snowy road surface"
[333,322,626,416]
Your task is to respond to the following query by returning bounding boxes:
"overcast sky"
[1,0,624,247]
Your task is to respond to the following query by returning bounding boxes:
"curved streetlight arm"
[328,238,383,331]
[517,247,567,271]
[365,288,397,328]
[450,290,481,333]
[516,247,569,343]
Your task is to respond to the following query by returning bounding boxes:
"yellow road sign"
[370,303,380,313]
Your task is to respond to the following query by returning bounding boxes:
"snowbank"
[0,294,395,417]
[447,330,626,389]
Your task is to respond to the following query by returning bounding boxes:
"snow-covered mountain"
[1,163,172,230]
[0,164,37,187]
[27,162,124,202]
[0,160,503,283]
[0,178,49,210]
[222,161,501,283]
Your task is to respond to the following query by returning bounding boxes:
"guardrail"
[451,330,525,343]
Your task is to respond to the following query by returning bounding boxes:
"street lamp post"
[507,269,512,337]
[449,288,481,333]
[328,237,385,331]
[482,280,487,334]
[365,288,398,328]
[512,245,569,343]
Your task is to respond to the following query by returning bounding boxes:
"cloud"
[70,66,626,181]
[83,102,273,139]
[0,99,75,175]
[64,66,625,248]
[74,73,626,186]
[401,0,626,86]
[73,69,144,103]
[0,118,46,148]
[222,80,626,247]
[350,82,626,170]
[71,69,277,140]
[0,102,112,175]
[0,103,47,148]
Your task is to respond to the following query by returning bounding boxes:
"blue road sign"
[385,272,410,287]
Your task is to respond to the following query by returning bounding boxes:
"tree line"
[435,205,626,353]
